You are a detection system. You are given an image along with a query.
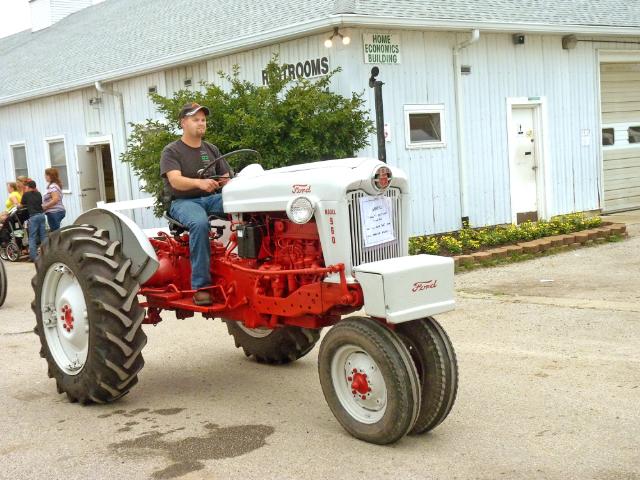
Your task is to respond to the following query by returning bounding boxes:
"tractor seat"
[163,212,228,237]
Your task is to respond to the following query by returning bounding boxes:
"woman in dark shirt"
[21,180,46,262]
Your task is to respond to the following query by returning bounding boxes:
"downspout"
[453,29,480,222]
[94,81,134,205]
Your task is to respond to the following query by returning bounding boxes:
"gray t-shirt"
[160,140,230,199]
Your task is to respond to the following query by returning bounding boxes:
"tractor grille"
[347,187,403,268]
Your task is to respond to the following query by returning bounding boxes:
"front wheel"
[224,320,320,364]
[318,317,421,444]
[396,317,458,434]
[32,225,147,403]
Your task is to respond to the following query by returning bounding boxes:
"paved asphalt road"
[1,215,638,479]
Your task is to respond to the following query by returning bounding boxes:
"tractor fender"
[74,208,159,284]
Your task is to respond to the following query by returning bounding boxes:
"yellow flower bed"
[409,213,602,256]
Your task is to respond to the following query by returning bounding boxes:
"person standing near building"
[21,180,46,262]
[160,103,231,306]
[42,168,66,231]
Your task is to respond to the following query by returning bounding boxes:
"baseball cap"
[178,102,210,119]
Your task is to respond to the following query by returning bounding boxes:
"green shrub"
[122,55,374,216]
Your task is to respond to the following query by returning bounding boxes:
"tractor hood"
[222,157,408,213]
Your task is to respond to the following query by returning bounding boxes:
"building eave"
[1,14,639,107]
[341,14,640,36]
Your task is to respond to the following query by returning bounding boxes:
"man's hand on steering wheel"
[198,178,219,193]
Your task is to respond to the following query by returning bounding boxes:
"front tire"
[318,317,421,444]
[32,225,147,403]
[396,317,458,434]
[224,320,320,364]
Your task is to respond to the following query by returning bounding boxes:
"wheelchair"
[0,207,30,262]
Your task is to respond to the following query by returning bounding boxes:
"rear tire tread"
[224,320,320,365]
[32,225,147,404]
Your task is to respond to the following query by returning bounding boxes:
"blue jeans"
[28,213,46,261]
[169,194,224,290]
[46,210,66,231]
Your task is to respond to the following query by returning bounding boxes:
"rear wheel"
[0,260,7,307]
[6,241,20,262]
[318,316,421,444]
[0,246,8,261]
[224,320,320,364]
[396,317,458,434]
[32,225,147,403]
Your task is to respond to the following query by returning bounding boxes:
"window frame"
[628,125,640,144]
[403,104,446,149]
[44,135,71,193]
[8,141,29,179]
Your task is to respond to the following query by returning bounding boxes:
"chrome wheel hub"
[41,263,89,375]
[331,345,387,424]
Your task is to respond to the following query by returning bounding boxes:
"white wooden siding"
[0,91,89,224]
[50,0,93,23]
[2,31,640,235]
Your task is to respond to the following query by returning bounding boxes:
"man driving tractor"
[160,103,231,306]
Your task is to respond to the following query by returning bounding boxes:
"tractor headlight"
[286,197,315,224]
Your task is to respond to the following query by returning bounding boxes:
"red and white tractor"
[32,153,458,444]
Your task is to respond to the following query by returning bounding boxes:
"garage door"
[600,62,640,212]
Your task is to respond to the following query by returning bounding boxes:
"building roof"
[348,0,640,28]
[1,0,639,105]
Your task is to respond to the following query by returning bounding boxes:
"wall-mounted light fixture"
[562,35,578,50]
[324,27,350,48]
[512,33,525,45]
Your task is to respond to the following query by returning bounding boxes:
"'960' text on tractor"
[32,153,458,444]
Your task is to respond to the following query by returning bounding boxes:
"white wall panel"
[2,30,640,236]
[0,91,88,226]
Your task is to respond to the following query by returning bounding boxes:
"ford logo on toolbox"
[412,280,438,292]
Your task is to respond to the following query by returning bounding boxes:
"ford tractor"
[32,152,458,444]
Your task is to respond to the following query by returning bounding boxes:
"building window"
[48,140,69,189]
[184,78,192,88]
[629,126,640,144]
[11,144,28,178]
[148,86,157,94]
[602,128,615,146]
[404,105,446,148]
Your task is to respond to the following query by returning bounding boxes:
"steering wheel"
[198,149,261,179]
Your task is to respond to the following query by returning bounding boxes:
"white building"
[1,0,639,235]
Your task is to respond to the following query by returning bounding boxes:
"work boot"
[193,290,213,306]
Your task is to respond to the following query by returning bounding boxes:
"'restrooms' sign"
[363,34,401,64]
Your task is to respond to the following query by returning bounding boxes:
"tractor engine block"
[256,219,324,298]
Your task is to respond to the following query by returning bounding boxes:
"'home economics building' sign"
[363,34,401,64]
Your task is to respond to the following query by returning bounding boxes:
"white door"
[76,146,101,211]
[510,107,538,223]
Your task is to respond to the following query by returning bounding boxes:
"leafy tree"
[122,56,374,216]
